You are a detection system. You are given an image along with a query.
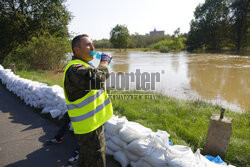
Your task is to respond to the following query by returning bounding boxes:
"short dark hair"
[71,34,89,54]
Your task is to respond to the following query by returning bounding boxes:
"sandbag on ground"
[165,145,197,167]
[130,159,152,167]
[105,116,127,136]
[111,135,128,149]
[106,139,122,152]
[119,121,152,143]
[114,151,129,167]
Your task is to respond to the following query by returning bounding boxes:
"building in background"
[146,28,165,36]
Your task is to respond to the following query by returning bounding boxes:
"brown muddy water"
[91,51,250,112]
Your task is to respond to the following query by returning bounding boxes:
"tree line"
[98,0,249,53]
[186,0,249,52]
[96,25,187,52]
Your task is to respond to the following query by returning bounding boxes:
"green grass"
[110,91,249,167]
[15,70,63,86]
[14,70,250,166]
[96,48,154,52]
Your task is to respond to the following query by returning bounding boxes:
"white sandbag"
[114,151,129,167]
[130,159,152,167]
[50,109,62,118]
[153,130,170,148]
[111,135,127,149]
[37,99,49,108]
[44,87,54,95]
[119,121,152,143]
[106,140,122,152]
[143,148,168,167]
[104,116,127,136]
[44,93,55,100]
[51,85,63,94]
[31,101,38,108]
[165,145,196,167]
[130,161,136,167]
[41,107,52,114]
[194,149,231,167]
[126,138,158,157]
[124,150,140,162]
[106,147,114,156]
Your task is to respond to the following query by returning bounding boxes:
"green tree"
[172,28,185,50]
[186,0,230,51]
[128,33,146,48]
[0,0,71,61]
[229,0,249,51]
[186,20,204,51]
[110,24,130,50]
[93,39,113,49]
[173,28,181,38]
[128,33,171,48]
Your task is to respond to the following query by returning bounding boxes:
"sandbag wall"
[105,116,233,167]
[0,65,234,167]
[0,66,67,118]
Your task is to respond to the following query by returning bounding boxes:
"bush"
[150,40,173,50]
[93,39,113,48]
[3,46,32,70]
[159,45,170,53]
[3,34,70,71]
[149,37,186,53]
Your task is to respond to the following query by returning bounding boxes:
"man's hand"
[100,61,109,68]
[100,53,112,64]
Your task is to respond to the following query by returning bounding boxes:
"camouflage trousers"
[75,125,106,167]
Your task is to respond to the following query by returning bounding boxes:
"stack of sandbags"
[104,114,234,167]
[104,117,171,167]
[0,65,67,119]
[127,137,167,166]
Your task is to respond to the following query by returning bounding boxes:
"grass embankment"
[15,70,63,86]
[15,70,250,166]
[96,48,153,52]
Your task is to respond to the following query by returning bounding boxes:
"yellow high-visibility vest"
[63,59,113,134]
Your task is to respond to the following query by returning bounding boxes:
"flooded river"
[94,51,250,112]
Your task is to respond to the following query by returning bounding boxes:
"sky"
[65,0,205,40]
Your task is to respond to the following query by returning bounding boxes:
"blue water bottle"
[90,51,114,68]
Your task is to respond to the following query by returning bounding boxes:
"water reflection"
[170,54,181,73]
[111,51,130,73]
[187,54,250,111]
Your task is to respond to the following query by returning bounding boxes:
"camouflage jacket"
[64,56,110,102]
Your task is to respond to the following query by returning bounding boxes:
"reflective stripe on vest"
[67,89,104,110]
[63,59,113,134]
[70,98,110,122]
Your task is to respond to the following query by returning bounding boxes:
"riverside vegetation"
[12,69,250,167]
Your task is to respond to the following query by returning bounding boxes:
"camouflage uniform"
[64,56,109,167]
[75,125,106,167]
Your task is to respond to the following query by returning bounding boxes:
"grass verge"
[15,70,63,86]
[96,48,154,52]
[14,70,250,166]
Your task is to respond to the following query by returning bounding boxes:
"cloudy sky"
[65,0,205,40]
